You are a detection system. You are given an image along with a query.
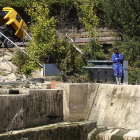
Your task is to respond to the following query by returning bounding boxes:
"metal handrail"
[0,31,43,68]
[66,33,83,54]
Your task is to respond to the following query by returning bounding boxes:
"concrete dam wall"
[0,89,63,131]
[87,84,140,129]
[87,84,140,140]
[0,83,140,139]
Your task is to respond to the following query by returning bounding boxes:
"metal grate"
[91,69,115,83]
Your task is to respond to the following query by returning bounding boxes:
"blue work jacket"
[112,53,123,67]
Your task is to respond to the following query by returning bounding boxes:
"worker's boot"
[119,77,122,85]
[116,77,119,85]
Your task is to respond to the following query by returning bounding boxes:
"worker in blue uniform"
[112,47,123,84]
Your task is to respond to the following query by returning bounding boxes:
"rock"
[7,73,17,81]
[41,83,51,89]
[23,84,29,88]
[32,69,43,78]
[0,60,17,72]
[35,83,42,86]
[3,55,12,61]
[0,79,4,82]
[29,84,41,89]
[4,52,12,56]
[31,78,44,83]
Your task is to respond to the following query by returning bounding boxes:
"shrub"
[114,35,140,84]
[12,49,27,72]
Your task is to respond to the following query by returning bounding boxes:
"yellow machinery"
[0,7,28,47]
[0,7,43,69]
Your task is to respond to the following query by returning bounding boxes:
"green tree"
[75,0,100,37]
[21,0,57,74]
[21,0,102,76]
[117,35,140,84]
[101,0,140,84]
[0,0,28,7]
[101,0,140,37]
[83,39,104,62]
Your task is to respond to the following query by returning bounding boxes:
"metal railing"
[83,60,128,84]
[0,30,43,70]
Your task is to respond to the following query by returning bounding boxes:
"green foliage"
[129,68,140,85]
[83,39,105,61]
[21,0,57,74]
[86,63,94,67]
[55,41,84,75]
[1,0,105,83]
[75,0,100,37]
[100,0,140,84]
[116,35,140,84]
[21,0,101,78]
[118,36,140,63]
[12,48,27,72]
[0,0,28,7]
[1,0,102,83]
[80,39,105,82]
[101,0,140,36]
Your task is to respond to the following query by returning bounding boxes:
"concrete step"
[88,128,140,140]
[0,121,96,140]
[29,82,51,89]
[44,76,58,81]
[0,82,51,91]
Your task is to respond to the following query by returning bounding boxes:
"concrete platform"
[88,127,140,140]
[0,121,96,140]
[0,83,140,139]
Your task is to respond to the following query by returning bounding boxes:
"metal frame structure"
[83,60,128,84]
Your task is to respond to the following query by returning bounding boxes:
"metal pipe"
[0,31,43,68]
[23,29,33,40]
[66,33,83,54]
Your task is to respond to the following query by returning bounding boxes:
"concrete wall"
[56,83,90,122]
[87,84,140,130]
[56,83,140,130]
[1,82,140,137]
[0,89,63,132]
[0,121,96,140]
[88,127,140,140]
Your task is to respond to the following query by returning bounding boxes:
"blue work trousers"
[113,64,123,77]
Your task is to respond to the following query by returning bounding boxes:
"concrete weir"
[0,121,96,140]
[87,84,140,140]
[87,84,140,129]
[0,89,63,131]
[0,83,140,139]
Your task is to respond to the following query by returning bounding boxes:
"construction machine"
[0,7,28,48]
